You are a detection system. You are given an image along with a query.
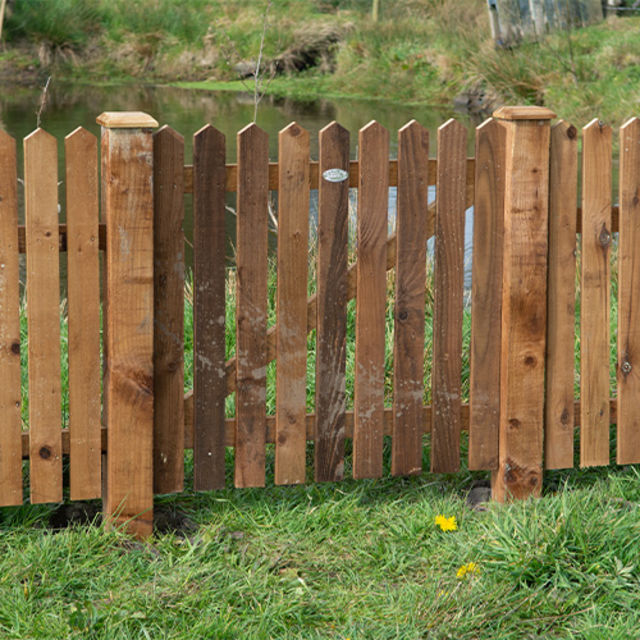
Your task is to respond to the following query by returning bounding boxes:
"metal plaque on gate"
[322,168,349,183]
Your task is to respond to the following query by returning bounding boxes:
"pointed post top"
[0,128,15,145]
[320,120,348,137]
[96,112,158,129]
[493,106,556,121]
[621,116,640,132]
[65,126,96,143]
[23,127,57,145]
[551,119,577,141]
[398,119,425,134]
[359,119,387,135]
[154,124,185,144]
[238,122,268,137]
[279,121,308,138]
[582,118,612,136]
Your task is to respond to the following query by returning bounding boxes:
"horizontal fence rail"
[1,107,638,537]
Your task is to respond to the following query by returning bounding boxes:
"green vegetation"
[4,0,640,125]
[4,453,640,637]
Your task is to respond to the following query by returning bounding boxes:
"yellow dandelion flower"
[456,562,479,579]
[434,514,457,531]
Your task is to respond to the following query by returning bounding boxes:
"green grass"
[3,461,640,637]
[5,0,640,127]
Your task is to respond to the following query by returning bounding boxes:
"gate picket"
[153,125,185,493]
[65,127,101,499]
[235,124,269,488]
[431,119,466,474]
[24,128,62,504]
[193,125,227,490]
[469,118,505,470]
[617,117,640,464]
[392,120,428,477]
[314,122,349,483]
[545,121,577,469]
[0,131,23,506]
[580,119,611,467]
[275,123,310,485]
[353,121,389,480]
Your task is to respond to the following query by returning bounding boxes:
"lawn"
[2,452,640,638]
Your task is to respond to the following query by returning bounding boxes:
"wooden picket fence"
[0,106,636,537]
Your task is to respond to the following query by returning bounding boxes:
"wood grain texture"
[182,158,476,194]
[0,130,23,506]
[617,117,640,464]
[192,125,227,490]
[65,127,101,500]
[493,106,556,120]
[353,121,389,480]
[469,118,505,471]
[314,122,349,482]
[580,119,611,468]
[491,114,551,501]
[20,396,625,457]
[235,123,269,488]
[96,112,158,128]
[216,186,472,399]
[102,126,155,538]
[545,121,578,469]
[153,126,185,493]
[392,120,428,477]
[431,119,467,474]
[275,123,310,485]
[24,128,62,504]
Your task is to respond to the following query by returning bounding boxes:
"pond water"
[0,82,476,287]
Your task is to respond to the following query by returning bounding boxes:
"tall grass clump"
[5,0,103,47]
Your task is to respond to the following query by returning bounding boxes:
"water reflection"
[1,82,475,292]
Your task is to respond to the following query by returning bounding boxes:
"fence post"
[491,106,555,502]
[97,111,158,538]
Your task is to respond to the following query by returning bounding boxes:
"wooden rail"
[19,399,620,457]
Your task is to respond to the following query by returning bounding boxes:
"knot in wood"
[598,229,611,248]
[398,310,409,322]
[621,360,632,375]
[10,342,20,355]
[39,446,52,460]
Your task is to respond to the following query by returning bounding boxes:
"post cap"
[493,106,556,121]
[96,111,158,128]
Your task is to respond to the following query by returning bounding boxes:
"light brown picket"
[0,130,23,506]
[235,123,269,488]
[617,117,640,464]
[65,127,101,500]
[580,119,611,468]
[545,120,578,469]
[24,128,62,504]
[431,119,466,474]
[392,120,428,477]
[275,123,310,485]
[469,118,505,471]
[353,121,389,480]
[314,122,349,483]
[193,125,227,490]
[153,125,185,493]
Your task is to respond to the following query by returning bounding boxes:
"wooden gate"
[0,106,635,538]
